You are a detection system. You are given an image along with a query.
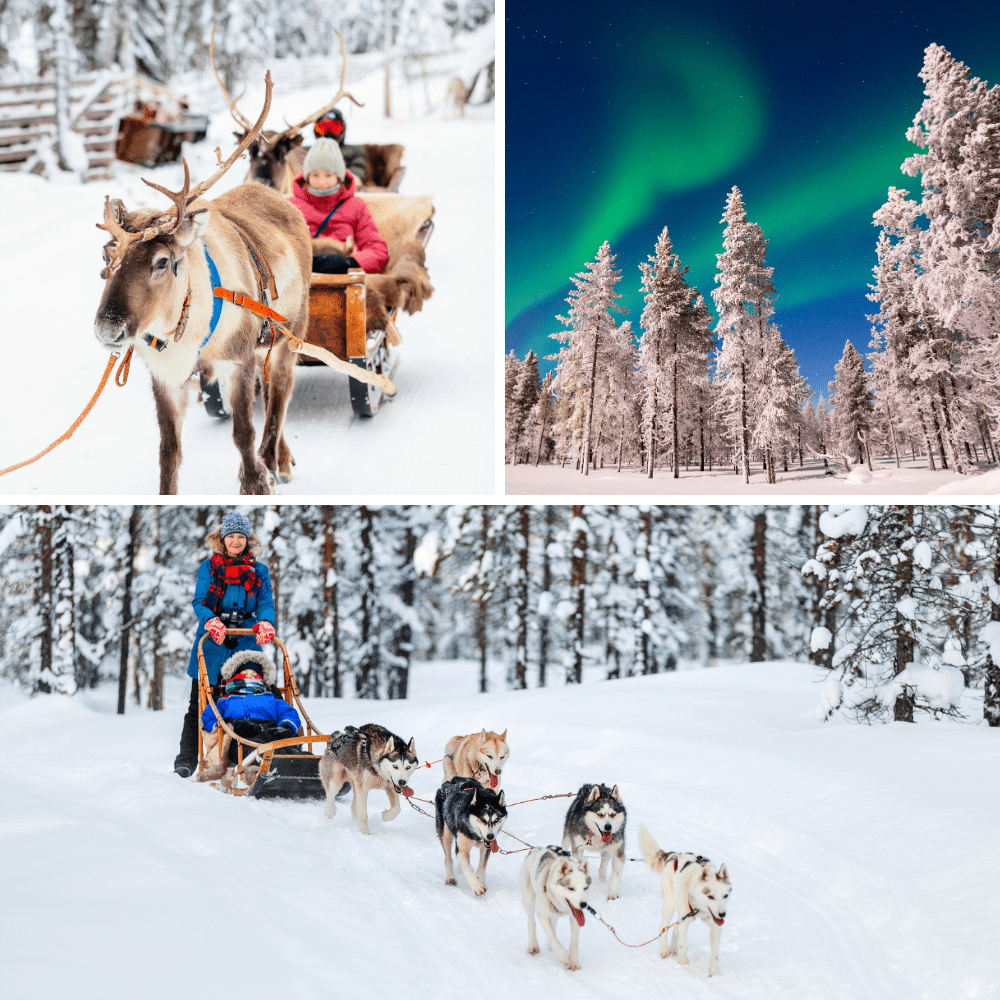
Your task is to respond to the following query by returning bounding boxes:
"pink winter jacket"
[289,171,389,274]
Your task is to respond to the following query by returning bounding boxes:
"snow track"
[2,662,996,999]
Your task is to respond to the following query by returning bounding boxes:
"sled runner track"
[686,826,914,1000]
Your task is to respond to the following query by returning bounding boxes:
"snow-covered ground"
[0,60,494,495]
[2,659,996,999]
[507,456,1000,496]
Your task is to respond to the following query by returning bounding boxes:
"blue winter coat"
[201,693,301,733]
[186,559,276,683]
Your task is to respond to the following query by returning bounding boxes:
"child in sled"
[289,137,389,275]
[197,650,301,786]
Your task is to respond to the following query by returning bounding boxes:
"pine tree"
[828,341,874,466]
[549,241,629,475]
[638,227,713,479]
[712,187,775,483]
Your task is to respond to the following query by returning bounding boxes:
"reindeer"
[213,27,354,198]
[92,74,312,495]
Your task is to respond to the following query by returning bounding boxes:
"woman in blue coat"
[174,512,276,777]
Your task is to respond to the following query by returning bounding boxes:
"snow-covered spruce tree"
[548,241,629,475]
[711,187,774,484]
[503,348,520,461]
[588,506,633,679]
[507,350,540,464]
[751,324,808,483]
[828,341,874,467]
[804,505,970,723]
[637,227,713,479]
[902,44,1000,431]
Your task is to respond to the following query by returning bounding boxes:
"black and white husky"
[562,782,627,899]
[434,775,507,896]
[639,824,732,977]
[520,846,591,971]
[319,724,418,835]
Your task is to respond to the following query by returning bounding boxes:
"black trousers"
[175,679,201,767]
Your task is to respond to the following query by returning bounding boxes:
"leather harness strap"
[213,287,289,324]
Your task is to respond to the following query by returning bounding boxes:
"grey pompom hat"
[302,138,346,181]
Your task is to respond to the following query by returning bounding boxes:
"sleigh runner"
[196,628,329,799]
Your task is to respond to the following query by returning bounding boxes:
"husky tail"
[638,823,672,873]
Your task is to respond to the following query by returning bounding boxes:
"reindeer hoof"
[278,472,292,485]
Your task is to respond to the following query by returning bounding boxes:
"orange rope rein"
[0,349,131,479]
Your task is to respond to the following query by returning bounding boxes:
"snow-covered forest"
[0,0,494,85]
[2,504,997,727]
[506,44,1000,492]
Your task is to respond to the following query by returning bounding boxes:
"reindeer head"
[241,130,305,190]
[93,190,209,349]
[92,72,274,351]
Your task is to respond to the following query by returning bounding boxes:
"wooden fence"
[0,73,124,182]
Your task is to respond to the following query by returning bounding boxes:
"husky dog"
[320,724,418,834]
[434,776,508,896]
[442,728,509,789]
[520,846,591,971]
[638,824,731,977]
[562,782,626,900]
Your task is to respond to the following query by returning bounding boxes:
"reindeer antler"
[96,197,144,275]
[98,73,274,272]
[269,31,361,146]
[210,22,252,131]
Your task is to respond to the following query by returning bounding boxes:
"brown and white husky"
[442,728,509,789]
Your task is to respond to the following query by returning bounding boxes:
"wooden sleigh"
[196,628,329,798]
[299,191,435,417]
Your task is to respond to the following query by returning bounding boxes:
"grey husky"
[562,782,627,900]
[639,824,732,977]
[520,846,591,971]
[434,775,507,896]
[319,724,417,834]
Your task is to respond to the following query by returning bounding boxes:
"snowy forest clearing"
[0,59,493,495]
[1,660,996,999]
[507,456,1000,496]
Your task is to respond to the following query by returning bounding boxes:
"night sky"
[505,1,1000,397]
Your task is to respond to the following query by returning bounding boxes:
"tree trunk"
[886,401,900,468]
[388,517,414,700]
[34,507,54,694]
[514,506,529,690]
[52,0,73,172]
[740,363,750,484]
[539,506,553,687]
[321,506,341,697]
[985,546,1000,726]
[356,506,380,699]
[582,327,601,476]
[569,505,586,683]
[117,506,139,715]
[917,409,937,471]
[892,505,915,723]
[477,509,489,693]
[750,510,766,661]
[671,355,679,479]
[634,507,651,675]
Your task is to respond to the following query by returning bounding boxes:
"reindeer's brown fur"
[94,183,312,495]
[242,130,306,197]
[366,240,435,333]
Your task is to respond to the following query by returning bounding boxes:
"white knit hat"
[303,138,346,180]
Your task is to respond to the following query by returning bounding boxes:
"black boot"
[174,679,200,777]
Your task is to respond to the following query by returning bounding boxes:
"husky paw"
[324,802,336,819]
[445,878,457,886]
[527,945,539,956]
[607,890,618,901]
[564,960,580,971]
[471,881,486,897]
[381,807,399,822]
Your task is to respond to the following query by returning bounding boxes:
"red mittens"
[254,621,275,645]
[205,617,227,644]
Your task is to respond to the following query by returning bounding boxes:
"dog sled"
[196,629,329,799]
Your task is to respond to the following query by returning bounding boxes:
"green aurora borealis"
[505,2,1000,394]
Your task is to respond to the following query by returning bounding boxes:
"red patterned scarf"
[202,553,260,615]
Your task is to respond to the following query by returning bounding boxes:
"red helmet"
[314,108,346,143]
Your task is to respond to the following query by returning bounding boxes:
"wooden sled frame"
[196,629,329,795]
[300,210,435,418]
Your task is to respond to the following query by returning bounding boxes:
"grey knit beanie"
[303,138,346,180]
[221,512,251,540]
